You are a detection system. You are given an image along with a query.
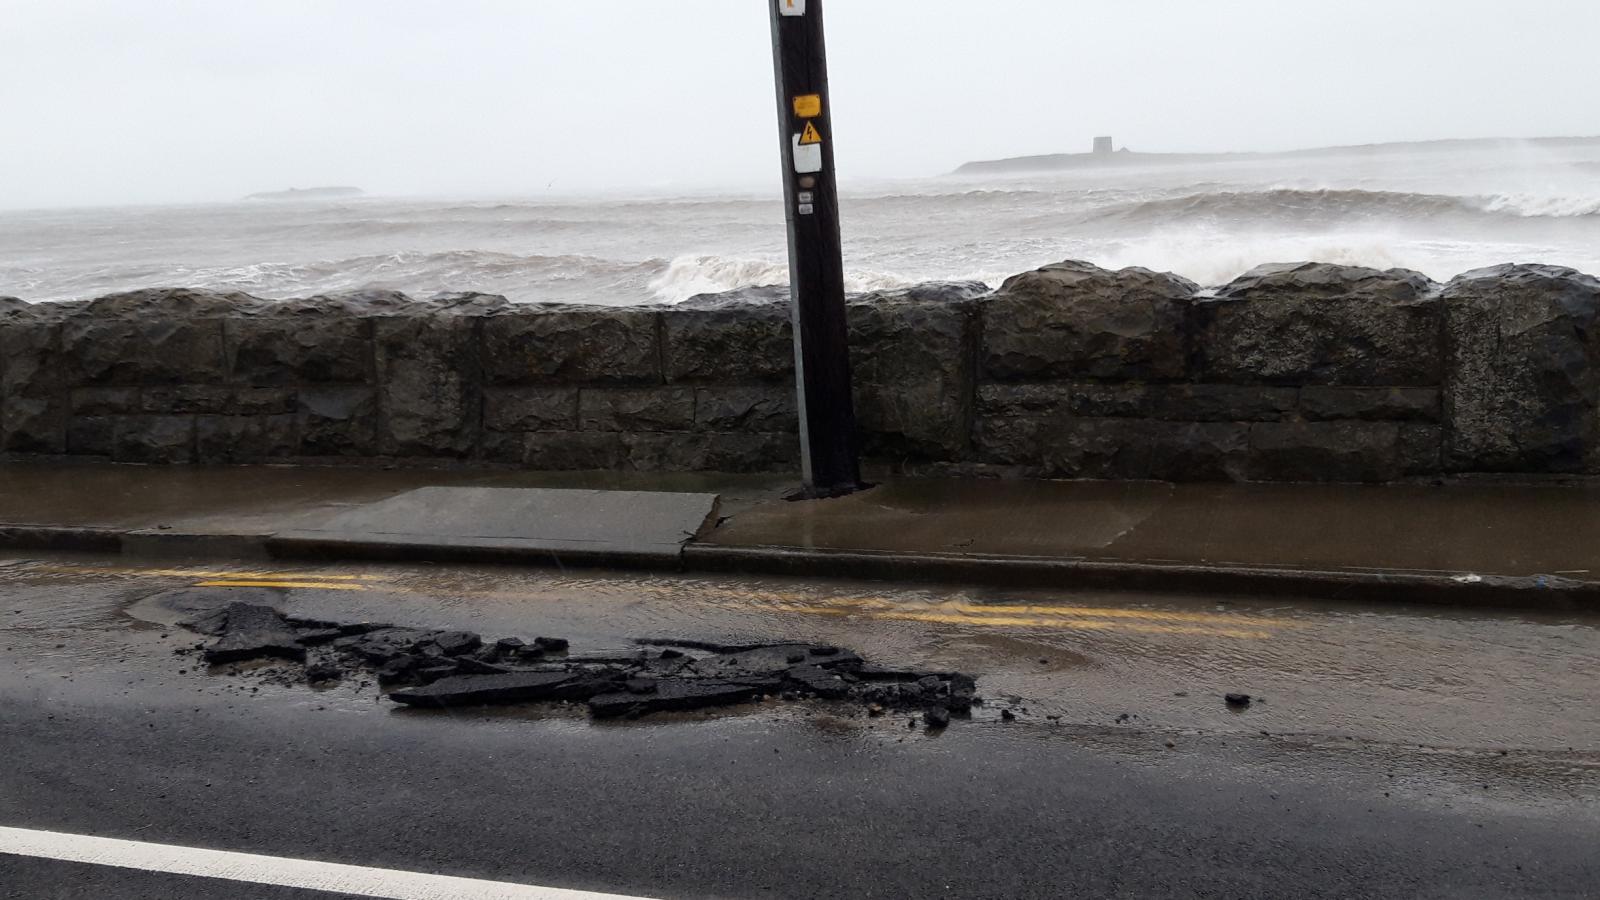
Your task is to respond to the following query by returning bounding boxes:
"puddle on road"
[3,553,1600,753]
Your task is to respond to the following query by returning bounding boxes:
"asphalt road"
[1,553,1597,899]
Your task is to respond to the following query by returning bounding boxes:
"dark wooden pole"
[769,0,861,496]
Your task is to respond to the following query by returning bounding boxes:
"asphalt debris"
[191,603,305,665]
[181,606,979,724]
[1225,693,1253,709]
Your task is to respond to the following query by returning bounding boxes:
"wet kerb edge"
[7,521,1597,614]
[0,524,124,553]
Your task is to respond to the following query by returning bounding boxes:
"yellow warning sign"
[792,94,822,118]
[799,121,822,145]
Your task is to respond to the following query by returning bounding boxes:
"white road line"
[0,825,655,900]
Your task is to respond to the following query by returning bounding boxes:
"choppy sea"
[3,139,1598,305]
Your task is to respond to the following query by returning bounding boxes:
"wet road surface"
[1,552,1597,898]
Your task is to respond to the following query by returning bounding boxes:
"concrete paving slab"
[0,461,784,533]
[271,486,721,566]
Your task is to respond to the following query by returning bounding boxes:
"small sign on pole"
[768,0,861,496]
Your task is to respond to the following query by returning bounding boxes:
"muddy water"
[6,552,1600,754]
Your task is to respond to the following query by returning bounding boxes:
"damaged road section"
[180,603,978,726]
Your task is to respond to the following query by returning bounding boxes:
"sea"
[3,138,1598,306]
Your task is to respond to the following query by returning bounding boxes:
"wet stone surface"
[178,602,979,726]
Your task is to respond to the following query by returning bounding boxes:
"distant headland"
[244,186,365,201]
[953,135,1600,176]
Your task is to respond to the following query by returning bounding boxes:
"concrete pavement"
[0,552,1596,898]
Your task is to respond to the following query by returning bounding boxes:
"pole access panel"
[768,0,862,497]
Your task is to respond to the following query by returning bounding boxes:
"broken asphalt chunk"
[453,657,511,676]
[202,603,306,664]
[783,665,852,699]
[390,666,627,707]
[588,678,777,719]
[294,628,344,647]
[423,631,482,657]
[333,628,433,664]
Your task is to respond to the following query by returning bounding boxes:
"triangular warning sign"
[799,121,822,145]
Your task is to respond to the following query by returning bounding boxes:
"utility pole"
[768,0,862,497]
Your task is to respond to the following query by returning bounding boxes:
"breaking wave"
[1477,193,1600,218]
[647,254,918,303]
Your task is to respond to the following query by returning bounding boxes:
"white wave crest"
[647,254,918,303]
[1476,193,1600,218]
[1095,234,1416,285]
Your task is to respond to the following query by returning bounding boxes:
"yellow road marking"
[690,585,1293,627]
[193,580,369,591]
[32,565,387,581]
[757,600,1271,638]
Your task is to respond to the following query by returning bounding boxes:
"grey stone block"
[622,432,798,473]
[849,292,979,460]
[112,415,196,463]
[1247,421,1402,483]
[1070,384,1297,422]
[519,431,629,470]
[225,315,370,385]
[484,387,579,432]
[982,260,1196,381]
[483,307,660,385]
[694,386,797,433]
[977,383,1070,417]
[1194,263,1441,386]
[62,317,227,385]
[1300,387,1440,422]
[71,387,141,416]
[375,316,479,457]
[662,302,793,383]
[229,387,299,415]
[196,414,297,462]
[1146,422,1251,481]
[975,416,1050,467]
[66,417,114,456]
[580,388,695,432]
[140,385,296,415]
[1037,418,1158,479]
[1,322,66,453]
[1441,264,1600,473]
[298,386,378,457]
[1400,423,1443,475]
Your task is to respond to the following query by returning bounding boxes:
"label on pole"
[792,94,822,118]
[778,0,806,16]
[792,134,823,173]
[798,121,822,145]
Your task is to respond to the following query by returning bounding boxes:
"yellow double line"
[34,564,375,592]
[194,574,370,591]
[698,591,1284,639]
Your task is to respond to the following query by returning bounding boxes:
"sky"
[2,0,1598,209]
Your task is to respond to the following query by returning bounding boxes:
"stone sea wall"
[3,260,1599,483]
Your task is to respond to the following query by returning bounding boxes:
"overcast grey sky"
[2,0,1597,209]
